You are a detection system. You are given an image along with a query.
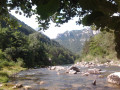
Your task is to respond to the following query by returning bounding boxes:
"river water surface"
[10,65,120,90]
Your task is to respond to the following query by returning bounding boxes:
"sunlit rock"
[49,66,56,70]
[12,84,23,89]
[40,81,45,85]
[49,66,65,71]
[66,66,80,74]
[82,72,90,76]
[68,70,77,74]
[88,68,101,74]
[23,85,32,90]
[55,66,65,71]
[0,84,3,87]
[69,66,80,72]
[107,72,120,85]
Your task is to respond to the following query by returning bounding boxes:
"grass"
[0,72,9,83]
[0,59,26,90]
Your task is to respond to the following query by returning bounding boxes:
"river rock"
[68,70,77,74]
[23,85,32,90]
[69,66,80,72]
[12,84,23,89]
[88,68,101,74]
[50,66,56,70]
[55,66,65,71]
[40,81,45,85]
[107,72,120,85]
[82,72,90,76]
[0,84,3,87]
[66,66,80,74]
[92,80,96,85]
[49,66,65,71]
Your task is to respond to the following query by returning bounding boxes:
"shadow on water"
[10,65,120,90]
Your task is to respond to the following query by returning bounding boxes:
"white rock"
[40,81,45,85]
[107,72,120,85]
[68,70,77,74]
[23,86,32,90]
[88,68,101,74]
[50,66,56,70]
[82,72,90,76]
[0,84,3,87]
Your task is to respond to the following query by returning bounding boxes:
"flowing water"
[10,65,120,90]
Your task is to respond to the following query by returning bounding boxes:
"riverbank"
[1,60,120,90]
[74,60,120,67]
[5,63,120,90]
[0,63,26,90]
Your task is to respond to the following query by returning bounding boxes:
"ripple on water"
[10,66,120,90]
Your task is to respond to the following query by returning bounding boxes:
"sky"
[10,10,87,39]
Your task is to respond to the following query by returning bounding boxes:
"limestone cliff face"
[55,28,94,54]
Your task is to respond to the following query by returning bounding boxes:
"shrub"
[0,72,9,83]
[0,59,14,68]
[16,58,25,67]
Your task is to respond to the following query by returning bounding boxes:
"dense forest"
[0,15,76,83]
[78,30,117,63]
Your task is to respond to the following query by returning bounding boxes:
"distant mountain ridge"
[55,29,94,54]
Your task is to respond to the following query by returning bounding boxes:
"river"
[10,65,120,90]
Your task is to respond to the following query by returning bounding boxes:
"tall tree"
[1,0,120,58]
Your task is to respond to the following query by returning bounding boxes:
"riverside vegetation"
[1,20,120,90]
[0,15,76,84]
[78,30,118,63]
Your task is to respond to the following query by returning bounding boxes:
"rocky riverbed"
[1,61,120,90]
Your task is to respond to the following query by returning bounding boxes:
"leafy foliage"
[0,0,119,30]
[80,31,117,62]
[1,0,120,58]
[0,17,76,68]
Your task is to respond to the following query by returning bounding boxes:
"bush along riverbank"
[0,58,26,89]
[76,31,118,63]
[0,21,76,89]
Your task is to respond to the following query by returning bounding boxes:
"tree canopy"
[1,0,120,58]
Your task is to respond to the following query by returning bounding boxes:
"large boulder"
[69,66,80,72]
[66,66,80,74]
[107,72,120,85]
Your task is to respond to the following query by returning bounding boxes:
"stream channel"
[10,65,120,90]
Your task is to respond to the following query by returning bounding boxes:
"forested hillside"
[55,29,94,54]
[0,14,77,82]
[0,16,76,68]
[79,31,117,63]
[1,14,35,35]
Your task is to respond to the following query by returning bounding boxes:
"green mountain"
[0,15,76,68]
[55,29,94,54]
